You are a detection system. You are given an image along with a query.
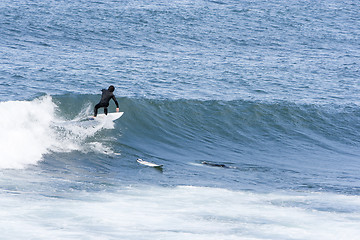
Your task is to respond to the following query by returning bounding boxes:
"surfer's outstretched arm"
[112,95,119,112]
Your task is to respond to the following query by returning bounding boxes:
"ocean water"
[1,0,360,239]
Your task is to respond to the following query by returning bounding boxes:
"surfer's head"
[108,85,115,92]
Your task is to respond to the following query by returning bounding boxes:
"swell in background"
[1,0,359,103]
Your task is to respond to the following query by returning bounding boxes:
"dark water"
[1,0,360,239]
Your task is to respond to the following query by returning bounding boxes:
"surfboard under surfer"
[93,85,120,117]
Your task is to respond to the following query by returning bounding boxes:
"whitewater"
[1,0,360,239]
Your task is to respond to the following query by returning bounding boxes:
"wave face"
[111,96,360,194]
[2,95,359,194]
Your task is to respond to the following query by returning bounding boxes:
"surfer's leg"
[104,107,108,115]
[94,103,101,117]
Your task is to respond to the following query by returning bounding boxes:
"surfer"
[93,85,120,117]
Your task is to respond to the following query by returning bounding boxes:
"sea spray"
[0,96,116,169]
[0,96,56,168]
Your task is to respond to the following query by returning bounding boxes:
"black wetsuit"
[94,89,119,117]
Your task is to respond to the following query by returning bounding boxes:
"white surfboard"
[137,158,163,168]
[88,112,124,121]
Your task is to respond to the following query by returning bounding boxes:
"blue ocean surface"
[1,0,360,239]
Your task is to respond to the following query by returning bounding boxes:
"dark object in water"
[201,161,228,168]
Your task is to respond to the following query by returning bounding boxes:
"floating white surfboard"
[137,158,163,168]
[88,112,124,121]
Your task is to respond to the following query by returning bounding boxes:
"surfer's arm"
[112,95,119,110]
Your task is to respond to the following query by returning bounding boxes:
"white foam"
[0,186,359,239]
[0,96,115,169]
[0,96,57,169]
